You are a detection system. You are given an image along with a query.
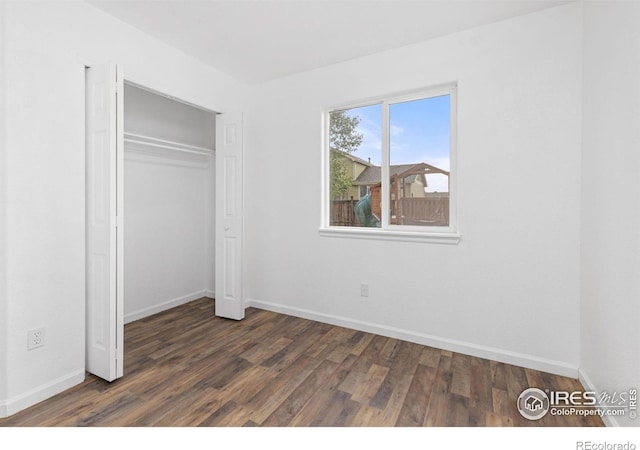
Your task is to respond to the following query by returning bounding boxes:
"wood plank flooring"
[0,298,603,427]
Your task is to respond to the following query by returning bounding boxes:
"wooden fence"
[330,196,449,227]
[397,197,449,226]
[330,200,358,226]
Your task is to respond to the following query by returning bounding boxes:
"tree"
[329,111,363,199]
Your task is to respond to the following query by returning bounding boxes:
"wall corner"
[0,0,9,412]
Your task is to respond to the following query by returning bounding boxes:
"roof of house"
[331,149,374,167]
[354,162,449,186]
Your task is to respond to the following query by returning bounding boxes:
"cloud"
[421,155,450,171]
[424,173,449,193]
[390,124,404,137]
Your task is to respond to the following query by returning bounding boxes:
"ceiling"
[88,0,569,84]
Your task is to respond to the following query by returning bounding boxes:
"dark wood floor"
[0,297,603,427]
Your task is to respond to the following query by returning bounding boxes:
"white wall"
[0,0,244,416]
[580,1,640,427]
[0,0,8,415]
[244,3,583,376]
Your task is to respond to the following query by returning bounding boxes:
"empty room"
[0,0,638,444]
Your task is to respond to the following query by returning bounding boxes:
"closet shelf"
[124,132,214,156]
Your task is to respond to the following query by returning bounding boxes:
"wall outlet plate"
[28,328,45,350]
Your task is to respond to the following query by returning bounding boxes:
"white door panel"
[85,63,123,381]
[215,113,244,320]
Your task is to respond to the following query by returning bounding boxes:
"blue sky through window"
[345,95,451,192]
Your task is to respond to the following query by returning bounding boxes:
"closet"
[122,83,217,324]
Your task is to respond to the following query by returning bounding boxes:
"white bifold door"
[85,63,124,381]
[215,113,245,320]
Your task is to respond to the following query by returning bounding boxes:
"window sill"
[318,227,461,245]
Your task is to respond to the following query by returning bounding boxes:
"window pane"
[329,104,382,227]
[388,95,450,227]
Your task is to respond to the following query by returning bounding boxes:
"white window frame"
[320,84,460,244]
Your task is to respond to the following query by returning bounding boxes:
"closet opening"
[87,64,243,382]
[122,82,217,326]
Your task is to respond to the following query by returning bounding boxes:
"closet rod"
[124,132,214,156]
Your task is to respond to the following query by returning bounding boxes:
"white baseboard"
[205,289,215,298]
[578,368,619,427]
[0,369,85,418]
[247,298,579,378]
[125,290,208,324]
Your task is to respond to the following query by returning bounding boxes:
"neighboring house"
[356,163,435,198]
[331,155,449,226]
[332,151,374,200]
[333,152,449,204]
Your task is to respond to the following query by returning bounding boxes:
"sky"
[344,94,451,192]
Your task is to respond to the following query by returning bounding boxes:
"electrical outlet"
[360,283,369,298]
[28,328,45,350]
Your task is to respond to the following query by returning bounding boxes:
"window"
[323,85,458,242]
